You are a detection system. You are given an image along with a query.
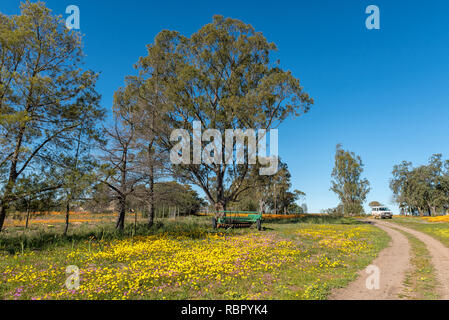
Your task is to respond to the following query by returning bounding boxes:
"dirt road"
[330,219,449,300]
[330,220,411,300]
[386,222,449,299]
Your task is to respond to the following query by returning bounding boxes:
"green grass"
[0,216,220,254]
[263,215,365,225]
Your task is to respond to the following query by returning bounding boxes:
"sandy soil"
[330,220,411,300]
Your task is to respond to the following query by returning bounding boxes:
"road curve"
[330,220,411,300]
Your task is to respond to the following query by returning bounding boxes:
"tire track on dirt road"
[330,221,411,300]
[382,220,449,299]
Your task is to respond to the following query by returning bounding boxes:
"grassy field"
[0,215,389,300]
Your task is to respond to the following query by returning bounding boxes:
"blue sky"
[3,0,449,213]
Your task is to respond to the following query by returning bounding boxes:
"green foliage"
[236,160,305,213]
[85,181,205,216]
[330,144,370,216]
[0,1,104,230]
[391,154,449,216]
[134,15,313,211]
[132,181,205,215]
[0,216,216,254]
[321,204,344,217]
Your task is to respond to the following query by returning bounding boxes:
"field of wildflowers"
[421,215,449,223]
[0,217,389,300]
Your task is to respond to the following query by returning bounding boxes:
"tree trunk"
[25,203,31,229]
[0,124,26,232]
[148,202,154,227]
[273,185,277,214]
[147,161,155,228]
[0,185,14,232]
[134,209,137,234]
[214,200,226,219]
[64,201,70,236]
[259,199,265,214]
[0,204,7,232]
[418,207,425,217]
[430,206,437,217]
[116,197,126,230]
[214,166,227,219]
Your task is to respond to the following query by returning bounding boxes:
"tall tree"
[113,76,168,228]
[136,16,313,216]
[391,154,449,216]
[99,113,142,230]
[390,161,414,213]
[0,1,103,231]
[330,144,370,216]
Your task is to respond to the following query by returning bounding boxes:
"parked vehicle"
[371,206,393,219]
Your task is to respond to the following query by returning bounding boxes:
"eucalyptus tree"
[235,160,304,214]
[425,154,449,215]
[136,181,205,216]
[330,144,370,216]
[391,154,449,216]
[257,161,304,214]
[269,163,303,214]
[136,16,313,216]
[0,2,103,231]
[390,161,414,212]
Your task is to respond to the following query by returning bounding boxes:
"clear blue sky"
[3,0,449,213]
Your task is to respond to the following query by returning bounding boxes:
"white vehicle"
[371,206,393,219]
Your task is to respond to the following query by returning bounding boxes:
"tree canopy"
[0,1,104,231]
[230,160,305,213]
[132,15,313,215]
[330,144,370,216]
[391,154,449,216]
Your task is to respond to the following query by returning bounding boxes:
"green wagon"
[212,211,262,231]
